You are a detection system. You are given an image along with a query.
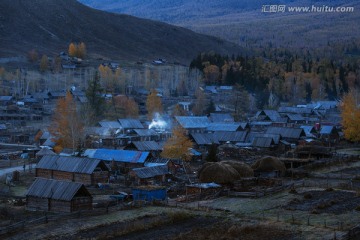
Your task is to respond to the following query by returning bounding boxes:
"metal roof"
[175,116,210,129]
[209,113,234,123]
[320,125,336,135]
[131,165,169,179]
[134,129,157,137]
[300,126,316,137]
[266,127,305,139]
[278,106,313,114]
[37,155,105,174]
[207,123,242,132]
[132,141,162,151]
[286,113,305,121]
[36,148,56,157]
[256,110,281,122]
[252,137,274,148]
[246,132,280,144]
[118,119,144,129]
[191,133,219,145]
[0,96,13,101]
[213,131,247,142]
[27,178,90,201]
[41,138,56,147]
[99,121,122,129]
[89,148,149,164]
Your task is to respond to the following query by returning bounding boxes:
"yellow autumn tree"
[50,91,84,153]
[78,42,86,59]
[161,126,193,161]
[39,54,48,72]
[68,43,77,57]
[340,90,360,142]
[146,89,163,119]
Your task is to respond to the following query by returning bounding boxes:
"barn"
[36,155,109,185]
[26,178,92,212]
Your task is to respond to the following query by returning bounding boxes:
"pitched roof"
[191,133,219,145]
[131,165,169,179]
[36,148,56,157]
[132,141,162,151]
[37,155,106,174]
[256,110,281,122]
[118,119,144,129]
[134,129,157,137]
[278,106,313,114]
[144,158,171,167]
[320,125,336,135]
[86,148,149,164]
[99,121,121,129]
[207,123,242,132]
[300,126,316,137]
[266,127,305,139]
[209,113,234,123]
[213,131,247,142]
[0,96,13,101]
[27,178,90,201]
[175,116,210,129]
[246,132,280,144]
[286,113,305,121]
[252,137,274,148]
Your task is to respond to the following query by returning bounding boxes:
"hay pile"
[252,156,286,175]
[221,160,254,178]
[198,161,253,184]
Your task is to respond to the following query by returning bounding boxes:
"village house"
[125,141,162,157]
[26,178,92,212]
[36,155,109,185]
[84,148,150,172]
[266,127,306,144]
[129,165,170,185]
[213,131,248,144]
[191,133,219,150]
[175,116,211,134]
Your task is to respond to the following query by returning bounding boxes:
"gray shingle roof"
[175,116,210,129]
[27,178,90,201]
[99,121,122,129]
[134,129,157,137]
[320,125,336,135]
[213,131,247,142]
[252,137,274,148]
[246,132,280,144]
[132,141,161,151]
[191,133,219,145]
[209,113,234,123]
[266,127,305,139]
[256,110,281,121]
[118,119,144,129]
[131,165,169,179]
[278,106,313,114]
[37,155,106,174]
[207,123,242,132]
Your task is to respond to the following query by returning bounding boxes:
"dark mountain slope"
[79,0,360,50]
[0,0,242,64]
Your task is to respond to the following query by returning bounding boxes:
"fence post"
[307,215,310,226]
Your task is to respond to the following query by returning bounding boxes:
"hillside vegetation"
[0,0,242,64]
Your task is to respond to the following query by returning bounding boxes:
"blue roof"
[90,149,149,164]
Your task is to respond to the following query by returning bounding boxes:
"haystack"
[221,160,254,178]
[199,162,240,184]
[252,156,286,175]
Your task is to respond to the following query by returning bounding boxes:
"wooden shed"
[26,178,92,212]
[129,165,170,185]
[36,155,109,185]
